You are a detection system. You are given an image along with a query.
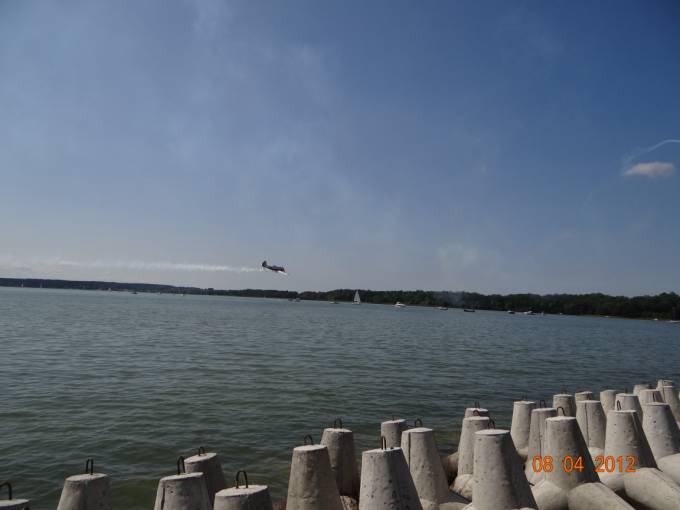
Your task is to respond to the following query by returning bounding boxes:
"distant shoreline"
[2,277,679,321]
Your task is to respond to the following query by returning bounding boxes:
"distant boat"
[394,302,406,308]
[463,309,475,313]
[670,320,680,324]
[353,290,361,305]
[507,310,515,314]
[132,291,138,295]
[524,311,535,315]
[294,297,301,302]
[331,300,338,304]
[438,306,448,310]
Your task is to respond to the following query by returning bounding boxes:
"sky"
[1,0,679,295]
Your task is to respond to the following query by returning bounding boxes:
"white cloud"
[623,161,675,178]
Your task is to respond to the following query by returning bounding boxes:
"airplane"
[261,260,287,275]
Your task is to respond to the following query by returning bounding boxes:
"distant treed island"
[1,278,679,320]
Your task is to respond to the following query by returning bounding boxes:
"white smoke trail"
[0,256,260,273]
[623,139,680,167]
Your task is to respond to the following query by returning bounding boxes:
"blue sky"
[1,0,679,294]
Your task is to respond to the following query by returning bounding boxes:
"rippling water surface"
[1,286,679,508]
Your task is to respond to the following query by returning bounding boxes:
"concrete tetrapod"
[452,416,490,499]
[320,425,360,500]
[575,400,606,459]
[574,391,594,404]
[660,385,680,423]
[214,472,273,510]
[657,379,674,390]
[600,409,656,495]
[462,429,537,510]
[56,472,112,510]
[381,419,407,448]
[0,483,30,510]
[184,450,227,505]
[441,407,490,482]
[566,482,634,510]
[615,393,643,418]
[464,407,489,418]
[525,407,557,484]
[286,444,343,510]
[510,401,536,461]
[600,390,621,413]
[401,427,451,509]
[623,467,680,510]
[552,394,575,417]
[359,447,423,510]
[633,383,651,395]
[639,389,664,406]
[154,472,211,510]
[531,416,598,510]
[642,402,680,461]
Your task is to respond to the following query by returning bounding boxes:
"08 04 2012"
[531,455,636,473]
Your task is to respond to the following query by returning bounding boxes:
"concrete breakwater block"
[286,443,343,510]
[184,449,227,505]
[615,393,643,417]
[658,379,675,390]
[600,409,656,495]
[660,385,680,423]
[401,426,450,508]
[623,467,680,509]
[381,418,407,448]
[0,482,30,510]
[600,390,621,413]
[462,429,536,510]
[566,482,634,510]
[56,459,111,510]
[214,471,273,510]
[510,401,536,461]
[464,407,489,418]
[575,400,606,459]
[634,383,652,395]
[642,402,680,461]
[639,389,664,406]
[154,472,212,510]
[452,416,490,499]
[574,391,594,404]
[552,394,575,417]
[320,424,360,500]
[531,416,598,510]
[525,407,557,484]
[359,447,423,510]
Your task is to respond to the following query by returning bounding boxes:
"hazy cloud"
[623,161,675,178]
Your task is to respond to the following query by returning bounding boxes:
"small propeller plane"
[261,260,287,275]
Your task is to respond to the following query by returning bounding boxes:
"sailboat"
[353,290,361,305]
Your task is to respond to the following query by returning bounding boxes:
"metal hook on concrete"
[0,482,12,500]
[557,406,566,416]
[333,418,343,429]
[414,418,423,427]
[177,456,186,475]
[474,400,480,409]
[235,470,249,489]
[85,459,94,476]
[616,401,622,411]
[381,436,387,450]
[303,435,314,445]
[198,446,206,456]
[539,399,546,408]
[472,409,480,416]
[487,419,496,429]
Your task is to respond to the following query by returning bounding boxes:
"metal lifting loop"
[333,418,343,429]
[0,482,12,500]
[539,399,546,408]
[381,436,387,450]
[85,459,94,476]
[414,418,423,427]
[616,401,622,411]
[235,470,249,489]
[303,435,313,445]
[198,446,206,456]
[556,406,566,416]
[487,419,496,429]
[474,400,480,409]
[561,387,567,394]
[392,414,396,421]
[177,456,186,475]
[472,409,480,416]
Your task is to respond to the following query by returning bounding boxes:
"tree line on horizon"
[1,278,678,320]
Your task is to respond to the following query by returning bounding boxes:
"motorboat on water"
[463,308,475,313]
[394,302,406,308]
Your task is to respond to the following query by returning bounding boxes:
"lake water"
[1,286,679,508]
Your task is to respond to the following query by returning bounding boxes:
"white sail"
[353,290,361,304]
